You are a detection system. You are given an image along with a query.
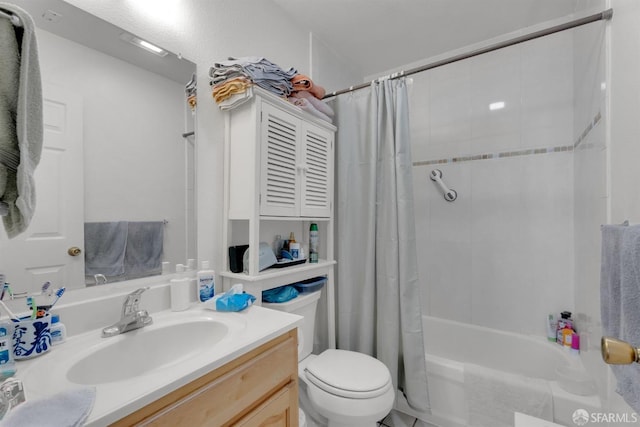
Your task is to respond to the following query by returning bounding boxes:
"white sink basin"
[67,318,229,385]
[16,304,301,427]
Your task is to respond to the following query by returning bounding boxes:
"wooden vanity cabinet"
[111,329,299,427]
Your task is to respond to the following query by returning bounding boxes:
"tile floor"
[377,410,437,427]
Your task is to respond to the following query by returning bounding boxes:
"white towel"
[464,363,553,427]
[0,3,43,238]
[1,387,95,427]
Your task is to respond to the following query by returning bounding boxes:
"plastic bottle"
[50,314,67,346]
[170,264,190,311]
[309,223,319,263]
[556,311,574,345]
[0,322,15,379]
[546,314,557,342]
[570,333,580,355]
[197,261,216,303]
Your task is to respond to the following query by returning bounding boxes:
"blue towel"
[123,221,164,278]
[601,223,640,412]
[84,221,128,276]
[262,285,298,303]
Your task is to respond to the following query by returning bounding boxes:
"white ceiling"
[272,0,588,78]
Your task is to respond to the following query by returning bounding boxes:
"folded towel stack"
[185,73,197,112]
[601,222,640,412]
[209,56,297,110]
[286,74,334,123]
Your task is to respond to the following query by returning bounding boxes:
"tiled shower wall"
[410,29,577,337]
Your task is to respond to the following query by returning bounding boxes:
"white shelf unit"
[221,87,336,349]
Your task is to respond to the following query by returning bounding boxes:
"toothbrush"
[26,296,36,319]
[0,301,19,321]
[40,281,51,296]
[49,287,66,310]
[0,283,12,301]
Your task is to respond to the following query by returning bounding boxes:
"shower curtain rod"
[323,8,613,99]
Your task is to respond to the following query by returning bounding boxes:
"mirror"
[0,0,196,294]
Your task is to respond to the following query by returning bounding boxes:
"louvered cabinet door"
[259,103,301,216]
[300,123,333,217]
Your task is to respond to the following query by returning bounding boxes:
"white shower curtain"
[332,78,429,412]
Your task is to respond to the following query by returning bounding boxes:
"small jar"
[50,314,67,346]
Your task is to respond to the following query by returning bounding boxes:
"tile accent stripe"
[574,110,602,149]
[413,110,602,167]
[413,145,573,167]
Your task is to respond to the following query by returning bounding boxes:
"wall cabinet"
[112,330,298,427]
[221,87,336,349]
[259,102,333,218]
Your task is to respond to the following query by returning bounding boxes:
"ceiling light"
[119,32,168,57]
[489,101,505,111]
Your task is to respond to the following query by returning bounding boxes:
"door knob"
[68,246,82,256]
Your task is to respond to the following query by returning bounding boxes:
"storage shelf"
[220,259,335,282]
[228,216,331,222]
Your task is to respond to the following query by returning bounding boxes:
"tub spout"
[601,336,639,365]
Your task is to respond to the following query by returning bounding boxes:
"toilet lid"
[304,350,392,399]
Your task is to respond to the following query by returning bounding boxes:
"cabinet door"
[300,122,333,218]
[234,382,297,427]
[260,103,301,217]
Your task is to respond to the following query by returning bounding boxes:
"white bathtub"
[395,315,602,427]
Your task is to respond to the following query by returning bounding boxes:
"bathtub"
[395,315,602,427]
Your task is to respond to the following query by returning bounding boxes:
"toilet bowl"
[263,290,395,427]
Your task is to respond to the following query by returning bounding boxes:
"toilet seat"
[304,349,392,399]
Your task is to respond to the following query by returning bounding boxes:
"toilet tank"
[262,290,321,360]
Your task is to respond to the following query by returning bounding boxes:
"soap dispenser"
[170,264,190,311]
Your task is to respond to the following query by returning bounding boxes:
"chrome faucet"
[102,287,153,338]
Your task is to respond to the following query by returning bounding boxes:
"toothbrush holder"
[11,313,52,360]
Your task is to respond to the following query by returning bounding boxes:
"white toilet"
[263,290,395,427]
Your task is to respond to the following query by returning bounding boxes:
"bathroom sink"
[66,318,230,385]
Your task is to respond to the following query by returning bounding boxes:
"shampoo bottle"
[546,314,557,342]
[556,311,573,345]
[197,261,215,302]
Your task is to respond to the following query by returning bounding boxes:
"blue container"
[293,276,327,294]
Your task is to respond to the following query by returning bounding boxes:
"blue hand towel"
[123,221,164,278]
[601,223,640,412]
[1,386,95,427]
[84,221,128,276]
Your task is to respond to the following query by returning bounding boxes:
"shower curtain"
[332,78,429,412]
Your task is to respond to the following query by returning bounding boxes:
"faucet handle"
[122,287,150,316]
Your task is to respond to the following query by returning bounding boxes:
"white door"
[0,83,84,295]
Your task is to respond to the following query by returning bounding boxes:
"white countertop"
[14,304,302,426]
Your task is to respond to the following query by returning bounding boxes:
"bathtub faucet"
[601,336,640,365]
